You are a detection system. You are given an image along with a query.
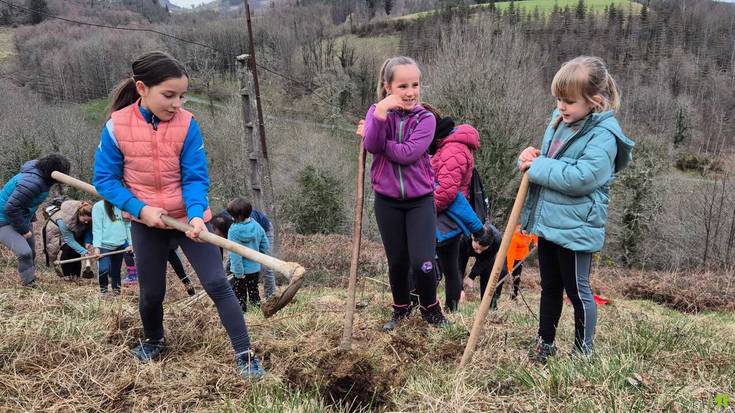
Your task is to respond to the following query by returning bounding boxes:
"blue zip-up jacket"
[436,192,484,244]
[0,160,52,234]
[520,109,635,252]
[93,104,209,221]
[228,218,269,276]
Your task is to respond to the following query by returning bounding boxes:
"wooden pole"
[459,174,530,369]
[236,54,281,257]
[54,247,131,265]
[339,142,367,351]
[50,171,303,280]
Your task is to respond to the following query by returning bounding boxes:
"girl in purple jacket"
[361,56,447,331]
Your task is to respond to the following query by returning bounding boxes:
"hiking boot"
[382,303,412,332]
[420,301,450,327]
[131,338,166,362]
[236,351,265,380]
[186,284,196,297]
[529,337,557,364]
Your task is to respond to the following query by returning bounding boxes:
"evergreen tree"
[575,0,585,20]
[28,0,48,24]
[384,0,392,15]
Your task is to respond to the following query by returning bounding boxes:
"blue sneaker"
[131,338,166,362]
[236,351,265,380]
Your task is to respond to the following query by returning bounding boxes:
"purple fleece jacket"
[363,104,436,200]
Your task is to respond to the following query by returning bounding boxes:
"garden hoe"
[51,171,306,317]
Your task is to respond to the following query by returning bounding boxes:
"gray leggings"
[0,225,36,285]
[131,222,252,354]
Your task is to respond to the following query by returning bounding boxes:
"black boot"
[420,300,449,327]
[382,304,412,332]
[529,337,557,364]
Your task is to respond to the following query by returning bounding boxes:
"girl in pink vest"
[93,51,263,379]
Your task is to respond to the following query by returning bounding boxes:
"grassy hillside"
[395,0,641,20]
[1,257,732,412]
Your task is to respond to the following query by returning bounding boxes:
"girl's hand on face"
[518,146,541,172]
[356,119,365,138]
[140,206,168,229]
[375,94,407,118]
[186,217,208,242]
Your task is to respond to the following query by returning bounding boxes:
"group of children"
[363,55,633,363]
[0,48,633,381]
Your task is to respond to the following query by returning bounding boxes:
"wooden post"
[459,174,530,369]
[236,54,280,256]
[339,142,367,351]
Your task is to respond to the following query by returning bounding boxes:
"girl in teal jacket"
[518,56,634,362]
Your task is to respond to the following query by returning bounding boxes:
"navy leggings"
[131,222,252,354]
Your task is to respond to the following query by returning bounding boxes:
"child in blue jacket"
[226,198,269,312]
[518,56,634,362]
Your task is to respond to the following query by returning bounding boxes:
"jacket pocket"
[586,200,608,228]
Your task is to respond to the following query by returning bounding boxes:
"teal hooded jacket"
[520,110,634,252]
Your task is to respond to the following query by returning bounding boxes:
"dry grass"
[1,236,734,412]
[0,28,14,62]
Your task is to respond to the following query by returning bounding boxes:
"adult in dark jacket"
[0,154,71,286]
[459,223,510,310]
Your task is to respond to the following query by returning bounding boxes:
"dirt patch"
[284,349,400,411]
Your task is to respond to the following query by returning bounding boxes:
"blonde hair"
[375,56,420,101]
[551,56,621,112]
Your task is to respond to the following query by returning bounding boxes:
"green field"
[0,28,15,62]
[395,0,642,20]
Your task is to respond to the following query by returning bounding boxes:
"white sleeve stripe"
[105,119,119,149]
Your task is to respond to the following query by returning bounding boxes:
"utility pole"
[236,54,279,256]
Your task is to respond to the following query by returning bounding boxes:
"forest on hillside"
[1,0,734,271]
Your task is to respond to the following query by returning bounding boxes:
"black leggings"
[374,193,438,307]
[167,249,191,285]
[537,237,596,352]
[60,244,82,277]
[437,235,462,311]
[131,222,252,354]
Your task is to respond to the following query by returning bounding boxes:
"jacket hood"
[553,109,634,172]
[437,124,480,151]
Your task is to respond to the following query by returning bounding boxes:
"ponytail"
[103,200,117,222]
[376,59,390,101]
[107,77,139,117]
[603,72,621,112]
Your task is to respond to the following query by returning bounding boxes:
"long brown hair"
[103,200,117,222]
[107,51,189,117]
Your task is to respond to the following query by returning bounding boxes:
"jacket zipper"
[526,116,592,231]
[150,120,165,211]
[397,115,406,200]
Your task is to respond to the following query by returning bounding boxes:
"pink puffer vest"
[111,101,212,223]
